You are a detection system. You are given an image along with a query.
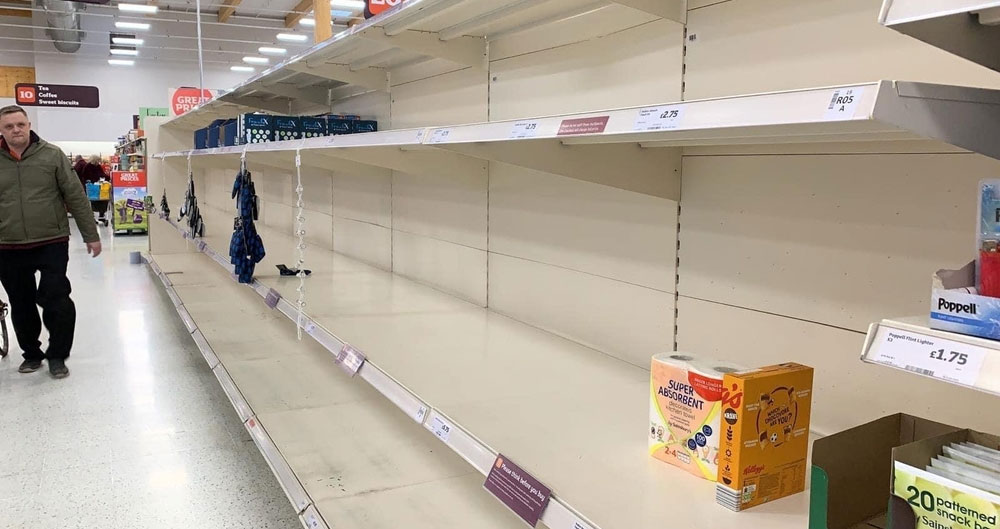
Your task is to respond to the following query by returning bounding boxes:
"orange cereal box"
[716,363,814,512]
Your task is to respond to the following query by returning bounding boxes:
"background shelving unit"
[142,0,1000,527]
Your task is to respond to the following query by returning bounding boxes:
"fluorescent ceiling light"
[115,21,151,30]
[276,33,308,42]
[112,37,144,45]
[108,59,135,66]
[231,65,255,72]
[242,56,268,64]
[258,46,286,55]
[331,9,352,17]
[330,0,364,8]
[110,48,139,56]
[299,17,315,26]
[118,3,158,13]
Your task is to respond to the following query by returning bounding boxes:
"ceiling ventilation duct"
[39,0,84,53]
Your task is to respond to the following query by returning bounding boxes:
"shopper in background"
[81,154,108,184]
[0,105,102,379]
[72,154,87,187]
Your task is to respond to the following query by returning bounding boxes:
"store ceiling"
[0,0,364,70]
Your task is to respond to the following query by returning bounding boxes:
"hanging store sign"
[169,87,219,116]
[15,83,99,108]
[365,0,406,18]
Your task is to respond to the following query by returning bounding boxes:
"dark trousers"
[0,242,75,362]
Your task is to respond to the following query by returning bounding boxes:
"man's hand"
[87,241,102,258]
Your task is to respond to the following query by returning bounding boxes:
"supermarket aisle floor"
[0,226,301,529]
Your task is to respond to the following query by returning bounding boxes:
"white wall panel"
[675,297,1000,435]
[263,201,294,235]
[301,169,334,216]
[332,169,392,228]
[488,253,674,368]
[390,68,489,128]
[490,20,684,120]
[259,171,293,207]
[333,218,392,271]
[489,163,677,292]
[392,169,488,251]
[392,231,488,306]
[683,0,1000,100]
[330,91,391,127]
[304,210,335,251]
[679,153,999,332]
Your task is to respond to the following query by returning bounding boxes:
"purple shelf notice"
[484,454,551,527]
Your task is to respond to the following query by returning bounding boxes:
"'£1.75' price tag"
[868,326,988,387]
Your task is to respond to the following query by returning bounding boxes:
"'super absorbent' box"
[717,363,814,511]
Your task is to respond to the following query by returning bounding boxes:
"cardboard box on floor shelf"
[809,414,959,529]
[891,429,1000,529]
[717,363,814,512]
[930,261,1000,341]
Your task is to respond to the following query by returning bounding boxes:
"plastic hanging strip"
[294,149,307,340]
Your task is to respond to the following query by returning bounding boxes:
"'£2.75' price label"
[869,326,988,387]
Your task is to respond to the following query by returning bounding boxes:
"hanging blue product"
[229,162,265,284]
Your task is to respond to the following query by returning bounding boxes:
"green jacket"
[0,132,100,244]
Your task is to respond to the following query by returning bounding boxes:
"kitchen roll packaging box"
[649,353,745,480]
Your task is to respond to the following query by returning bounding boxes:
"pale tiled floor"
[0,224,301,529]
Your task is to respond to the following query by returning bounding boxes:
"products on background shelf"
[192,114,379,149]
[649,354,745,480]
[716,363,814,512]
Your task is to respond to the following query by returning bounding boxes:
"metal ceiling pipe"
[39,0,84,53]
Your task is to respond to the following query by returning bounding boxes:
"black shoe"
[18,360,43,373]
[48,359,69,379]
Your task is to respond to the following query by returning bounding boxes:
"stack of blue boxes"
[193,113,379,149]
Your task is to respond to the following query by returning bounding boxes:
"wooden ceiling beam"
[284,0,312,28]
[0,0,31,18]
[217,0,242,23]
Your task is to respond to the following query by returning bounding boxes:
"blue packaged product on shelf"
[207,119,227,148]
[239,114,274,144]
[300,116,327,138]
[352,120,378,134]
[274,116,301,142]
[327,116,354,135]
[222,119,239,146]
[930,261,1000,340]
[194,127,208,149]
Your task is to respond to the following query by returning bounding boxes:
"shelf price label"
[634,106,685,131]
[429,416,453,442]
[509,121,541,139]
[196,240,207,252]
[264,288,281,309]
[336,344,365,376]
[867,326,987,386]
[428,128,453,144]
[415,405,429,423]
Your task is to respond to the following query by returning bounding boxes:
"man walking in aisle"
[0,105,102,379]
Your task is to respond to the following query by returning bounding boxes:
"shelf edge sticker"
[509,120,541,139]
[633,106,684,132]
[265,288,281,309]
[415,405,429,424]
[428,128,453,144]
[484,454,552,528]
[428,416,453,442]
[336,344,365,376]
[867,325,987,386]
[823,86,864,121]
[557,116,610,136]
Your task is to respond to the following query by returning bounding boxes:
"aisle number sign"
[867,325,987,387]
[15,83,99,108]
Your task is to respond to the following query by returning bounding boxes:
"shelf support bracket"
[356,27,487,70]
[287,61,389,92]
[433,139,681,200]
[255,83,331,106]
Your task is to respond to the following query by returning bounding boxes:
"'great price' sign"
[365,0,406,18]
[169,87,218,116]
[112,170,146,187]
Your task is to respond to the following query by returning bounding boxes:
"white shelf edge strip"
[156,222,603,529]
[861,318,1000,397]
[299,505,329,529]
[145,255,314,518]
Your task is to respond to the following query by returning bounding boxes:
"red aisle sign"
[169,87,214,116]
[111,170,147,187]
[365,0,405,18]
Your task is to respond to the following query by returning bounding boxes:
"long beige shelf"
[165,0,682,130]
[879,0,1000,72]
[153,204,811,529]
[148,251,530,529]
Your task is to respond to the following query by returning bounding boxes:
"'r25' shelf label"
[867,326,987,387]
